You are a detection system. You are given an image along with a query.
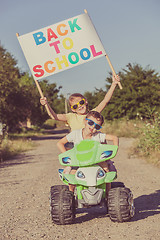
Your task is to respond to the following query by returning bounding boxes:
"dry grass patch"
[0,138,35,161]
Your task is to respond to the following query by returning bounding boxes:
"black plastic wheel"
[111,182,125,188]
[50,185,76,225]
[108,187,135,222]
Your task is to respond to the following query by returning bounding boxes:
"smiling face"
[84,115,102,135]
[69,97,88,115]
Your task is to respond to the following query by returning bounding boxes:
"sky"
[0,0,160,96]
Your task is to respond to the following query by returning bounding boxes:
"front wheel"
[108,187,135,222]
[50,185,76,225]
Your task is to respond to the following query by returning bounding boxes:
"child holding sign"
[40,74,120,130]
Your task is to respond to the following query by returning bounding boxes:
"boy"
[40,74,120,131]
[57,111,119,194]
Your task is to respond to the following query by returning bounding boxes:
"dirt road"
[0,129,160,240]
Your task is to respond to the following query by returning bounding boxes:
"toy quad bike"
[50,140,135,224]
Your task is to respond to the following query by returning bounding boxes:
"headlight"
[97,169,105,178]
[62,157,71,164]
[100,151,112,159]
[77,170,85,179]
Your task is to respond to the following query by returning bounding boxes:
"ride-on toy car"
[50,140,135,224]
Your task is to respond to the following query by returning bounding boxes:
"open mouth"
[78,105,85,111]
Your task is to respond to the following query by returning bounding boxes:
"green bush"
[137,113,160,157]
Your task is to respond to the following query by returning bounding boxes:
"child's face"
[84,116,102,135]
[70,97,88,115]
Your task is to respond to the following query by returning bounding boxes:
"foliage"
[0,45,23,130]
[88,63,160,120]
[19,74,54,127]
[137,112,160,156]
[0,45,63,131]
[39,80,65,115]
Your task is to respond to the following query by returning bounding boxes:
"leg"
[66,168,76,192]
[106,183,111,199]
[98,162,111,198]
[98,161,109,172]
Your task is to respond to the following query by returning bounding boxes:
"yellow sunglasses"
[71,99,86,110]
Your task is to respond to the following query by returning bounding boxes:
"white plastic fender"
[75,165,105,186]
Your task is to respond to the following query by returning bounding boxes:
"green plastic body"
[58,140,118,200]
[59,139,118,166]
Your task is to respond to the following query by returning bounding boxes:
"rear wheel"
[50,185,76,225]
[108,187,135,222]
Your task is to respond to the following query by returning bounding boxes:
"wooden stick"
[16,33,52,116]
[84,10,122,89]
[105,55,122,89]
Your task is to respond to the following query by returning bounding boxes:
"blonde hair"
[68,93,88,109]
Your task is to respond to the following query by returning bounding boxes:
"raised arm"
[96,75,120,113]
[40,97,67,121]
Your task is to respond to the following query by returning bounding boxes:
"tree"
[17,73,64,127]
[89,63,160,120]
[0,45,64,131]
[0,45,25,131]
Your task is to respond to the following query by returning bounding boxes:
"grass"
[103,116,160,167]
[134,113,160,167]
[0,137,36,161]
[0,119,68,162]
[102,118,143,138]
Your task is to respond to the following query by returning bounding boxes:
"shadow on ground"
[0,154,36,169]
[31,129,70,141]
[74,189,160,224]
[68,188,160,224]
[75,206,108,224]
[131,189,160,221]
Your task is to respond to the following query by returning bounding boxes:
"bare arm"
[105,134,119,146]
[40,97,67,121]
[57,136,69,153]
[96,75,120,113]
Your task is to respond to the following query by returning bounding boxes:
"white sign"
[18,13,106,80]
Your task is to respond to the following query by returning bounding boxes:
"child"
[40,74,120,131]
[57,110,119,194]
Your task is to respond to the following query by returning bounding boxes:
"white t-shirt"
[66,129,106,145]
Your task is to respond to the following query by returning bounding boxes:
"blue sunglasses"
[85,118,102,130]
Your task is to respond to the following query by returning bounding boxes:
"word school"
[32,18,103,77]
[33,44,102,77]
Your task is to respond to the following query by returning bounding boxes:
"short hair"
[86,111,104,125]
[68,93,85,106]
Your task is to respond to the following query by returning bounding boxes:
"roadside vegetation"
[134,113,160,167]
[0,119,68,161]
[0,44,160,166]
[0,137,35,161]
[103,115,160,167]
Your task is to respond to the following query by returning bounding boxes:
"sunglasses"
[71,99,86,110]
[85,118,102,130]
